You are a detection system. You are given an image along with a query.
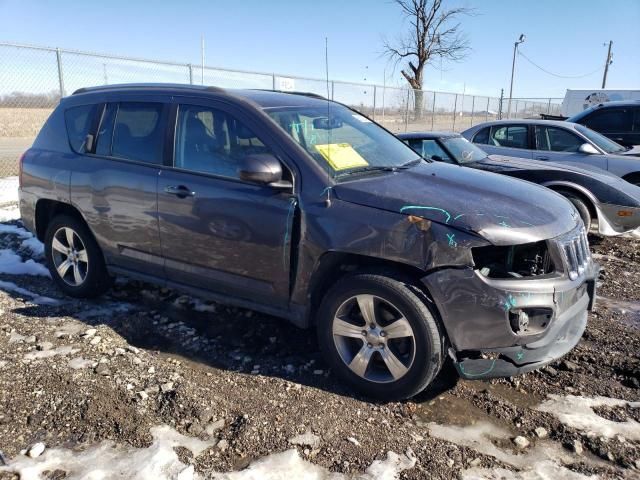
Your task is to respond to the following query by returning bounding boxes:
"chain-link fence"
[0,42,562,177]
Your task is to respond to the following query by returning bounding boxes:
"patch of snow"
[0,177,18,205]
[0,280,59,305]
[20,236,44,256]
[192,298,218,313]
[428,421,588,479]
[0,249,50,276]
[288,431,321,449]
[0,206,20,222]
[24,345,78,360]
[77,302,132,320]
[54,323,83,338]
[1,426,416,480]
[0,224,31,238]
[536,395,640,440]
[2,425,215,480]
[212,448,416,480]
[461,463,593,480]
[68,357,95,370]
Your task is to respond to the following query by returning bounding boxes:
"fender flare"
[539,180,600,216]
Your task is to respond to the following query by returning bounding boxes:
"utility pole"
[201,35,205,85]
[507,34,526,118]
[601,40,613,89]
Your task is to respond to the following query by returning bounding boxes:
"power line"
[517,50,602,79]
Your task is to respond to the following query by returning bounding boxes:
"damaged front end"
[421,223,598,380]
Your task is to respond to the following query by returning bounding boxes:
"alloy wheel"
[51,227,89,286]
[332,294,416,383]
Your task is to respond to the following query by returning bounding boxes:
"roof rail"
[72,83,225,95]
[251,89,327,100]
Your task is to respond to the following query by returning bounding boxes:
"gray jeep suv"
[19,84,598,400]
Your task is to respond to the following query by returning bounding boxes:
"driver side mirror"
[238,154,291,189]
[578,143,599,155]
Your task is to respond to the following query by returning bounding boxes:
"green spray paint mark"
[502,294,517,311]
[453,213,465,221]
[516,351,524,361]
[499,220,511,228]
[446,233,457,247]
[400,205,452,224]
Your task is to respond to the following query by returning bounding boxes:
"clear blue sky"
[1,0,639,98]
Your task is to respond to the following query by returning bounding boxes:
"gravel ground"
[0,218,638,479]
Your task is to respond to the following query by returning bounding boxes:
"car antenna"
[324,36,332,208]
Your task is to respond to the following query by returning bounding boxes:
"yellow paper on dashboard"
[314,143,369,171]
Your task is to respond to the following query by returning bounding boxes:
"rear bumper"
[596,203,640,236]
[422,262,598,380]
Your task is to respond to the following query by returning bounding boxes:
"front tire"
[317,272,444,401]
[562,193,592,231]
[44,214,111,298]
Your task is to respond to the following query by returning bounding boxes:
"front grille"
[556,225,591,280]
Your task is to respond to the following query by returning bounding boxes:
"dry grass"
[0,107,53,137]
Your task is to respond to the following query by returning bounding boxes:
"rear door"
[473,124,533,159]
[156,99,296,306]
[69,98,167,276]
[533,125,608,170]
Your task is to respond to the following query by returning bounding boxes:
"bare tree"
[384,0,472,119]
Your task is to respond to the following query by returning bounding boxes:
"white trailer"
[561,89,640,117]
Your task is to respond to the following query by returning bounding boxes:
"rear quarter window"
[472,127,490,144]
[64,104,98,153]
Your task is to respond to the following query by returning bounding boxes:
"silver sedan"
[462,120,640,186]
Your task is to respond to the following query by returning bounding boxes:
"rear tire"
[44,214,111,298]
[562,193,592,231]
[622,173,640,187]
[317,271,444,401]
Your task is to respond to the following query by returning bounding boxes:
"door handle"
[535,156,549,161]
[164,185,195,198]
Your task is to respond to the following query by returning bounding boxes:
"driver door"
[533,125,608,170]
[157,101,296,306]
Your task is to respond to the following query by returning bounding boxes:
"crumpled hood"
[333,162,579,245]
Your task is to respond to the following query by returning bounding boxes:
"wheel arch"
[540,181,598,220]
[622,172,640,186]
[306,251,438,326]
[35,199,88,242]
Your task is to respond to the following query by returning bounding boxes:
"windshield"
[265,104,420,177]
[441,136,488,163]
[575,125,626,154]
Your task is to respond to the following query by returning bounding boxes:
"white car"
[462,120,640,186]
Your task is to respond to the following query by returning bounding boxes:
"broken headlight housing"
[472,241,554,279]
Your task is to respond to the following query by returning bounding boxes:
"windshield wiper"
[334,166,400,178]
[334,158,423,179]
[398,157,425,167]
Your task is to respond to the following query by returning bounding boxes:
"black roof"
[396,131,461,140]
[71,83,331,109]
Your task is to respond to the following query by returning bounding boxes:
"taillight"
[18,150,27,189]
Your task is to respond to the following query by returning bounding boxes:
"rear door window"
[584,108,633,133]
[472,127,490,144]
[489,125,528,149]
[111,102,166,164]
[64,104,99,153]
